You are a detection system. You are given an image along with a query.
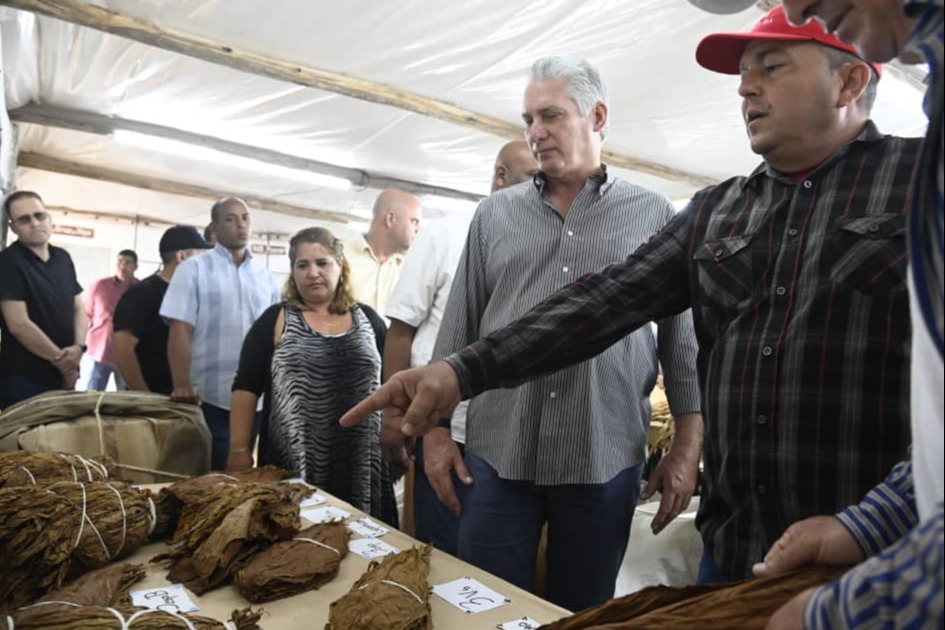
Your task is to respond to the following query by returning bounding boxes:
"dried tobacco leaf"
[326,545,432,630]
[9,604,263,629]
[0,486,81,613]
[236,521,350,602]
[538,565,845,630]
[36,563,147,608]
[0,452,112,489]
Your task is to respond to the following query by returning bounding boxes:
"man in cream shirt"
[345,189,422,315]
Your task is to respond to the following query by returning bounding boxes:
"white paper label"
[497,618,541,630]
[432,577,511,614]
[301,505,351,524]
[349,537,400,560]
[130,585,199,614]
[283,477,316,489]
[347,517,390,538]
[299,494,327,508]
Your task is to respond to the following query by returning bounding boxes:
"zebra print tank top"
[267,305,392,521]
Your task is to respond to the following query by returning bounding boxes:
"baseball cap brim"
[687,0,757,15]
[697,31,816,74]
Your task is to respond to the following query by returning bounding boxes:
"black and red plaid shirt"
[445,121,921,579]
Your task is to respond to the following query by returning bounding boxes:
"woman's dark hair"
[283,227,355,315]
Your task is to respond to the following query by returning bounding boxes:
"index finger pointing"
[340,388,392,427]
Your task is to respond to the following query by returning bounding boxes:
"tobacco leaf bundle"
[326,545,432,630]
[9,604,263,629]
[0,452,112,489]
[235,521,350,602]
[0,486,81,613]
[36,563,147,608]
[538,565,846,630]
[150,467,302,540]
[42,481,155,573]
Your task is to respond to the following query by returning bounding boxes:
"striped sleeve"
[834,461,918,557]
[804,501,944,629]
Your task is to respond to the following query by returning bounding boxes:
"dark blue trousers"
[201,402,260,471]
[413,438,467,556]
[458,452,643,612]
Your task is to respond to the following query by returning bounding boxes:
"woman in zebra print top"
[228,227,397,525]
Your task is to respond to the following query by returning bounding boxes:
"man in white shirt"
[383,141,537,555]
[345,189,422,315]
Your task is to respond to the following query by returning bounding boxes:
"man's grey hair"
[529,56,609,139]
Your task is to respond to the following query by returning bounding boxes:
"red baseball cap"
[696,5,882,77]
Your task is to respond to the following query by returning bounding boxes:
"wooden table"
[125,483,571,629]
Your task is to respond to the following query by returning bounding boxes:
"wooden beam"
[17,152,353,224]
[9,103,485,202]
[0,0,717,189]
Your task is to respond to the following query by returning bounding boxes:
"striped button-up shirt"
[433,170,702,486]
[444,123,920,579]
[805,3,944,628]
[160,244,280,409]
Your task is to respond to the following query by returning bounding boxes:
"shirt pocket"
[829,213,907,294]
[693,234,755,322]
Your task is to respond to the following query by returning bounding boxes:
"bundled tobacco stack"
[9,604,263,629]
[153,471,310,595]
[327,545,433,630]
[538,565,846,630]
[0,480,156,610]
[0,451,113,488]
[235,520,350,602]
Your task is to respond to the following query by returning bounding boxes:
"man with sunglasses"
[0,191,86,408]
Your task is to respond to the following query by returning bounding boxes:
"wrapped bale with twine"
[35,563,146,608]
[537,565,845,630]
[155,483,303,594]
[0,391,211,484]
[0,486,81,613]
[42,481,156,574]
[235,521,350,602]
[8,604,263,629]
[326,545,433,630]
[0,452,113,489]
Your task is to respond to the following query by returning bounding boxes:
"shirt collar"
[532,164,616,196]
[742,120,885,189]
[212,242,252,264]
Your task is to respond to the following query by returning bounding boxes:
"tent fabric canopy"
[0,0,929,236]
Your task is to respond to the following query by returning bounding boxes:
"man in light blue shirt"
[160,197,280,470]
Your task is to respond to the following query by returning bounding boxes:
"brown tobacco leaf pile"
[35,563,147,608]
[0,452,112,489]
[8,604,263,629]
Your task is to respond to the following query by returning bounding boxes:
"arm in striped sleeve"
[834,461,919,557]
[803,500,944,629]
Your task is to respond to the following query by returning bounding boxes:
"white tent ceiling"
[0,0,930,238]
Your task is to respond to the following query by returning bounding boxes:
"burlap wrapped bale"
[538,565,846,630]
[326,545,432,630]
[9,604,263,629]
[42,481,156,573]
[150,468,301,541]
[235,521,350,602]
[0,452,112,489]
[0,391,211,484]
[36,564,146,607]
[0,486,81,613]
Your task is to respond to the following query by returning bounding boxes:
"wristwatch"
[436,418,452,430]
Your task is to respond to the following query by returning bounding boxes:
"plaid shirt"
[445,121,921,578]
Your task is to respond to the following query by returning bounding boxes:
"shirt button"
[775,286,787,296]
[562,266,569,273]
[549,391,557,399]
[803,180,813,189]
[756,414,768,425]
[868,224,880,233]
[762,346,773,356]
[757,484,768,495]
[715,248,725,257]
[567,230,574,236]
[787,228,798,237]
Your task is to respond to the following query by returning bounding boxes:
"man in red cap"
[340,4,922,587]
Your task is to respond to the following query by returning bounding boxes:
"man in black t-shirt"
[0,191,86,408]
[113,225,210,394]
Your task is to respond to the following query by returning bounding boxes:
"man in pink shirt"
[85,249,138,391]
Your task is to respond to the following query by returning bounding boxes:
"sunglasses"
[11,211,49,225]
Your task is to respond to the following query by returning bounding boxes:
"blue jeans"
[413,438,467,557]
[0,373,56,409]
[87,361,125,391]
[697,548,732,585]
[201,402,260,471]
[458,452,643,612]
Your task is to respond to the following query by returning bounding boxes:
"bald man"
[344,189,423,314]
[383,141,538,555]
